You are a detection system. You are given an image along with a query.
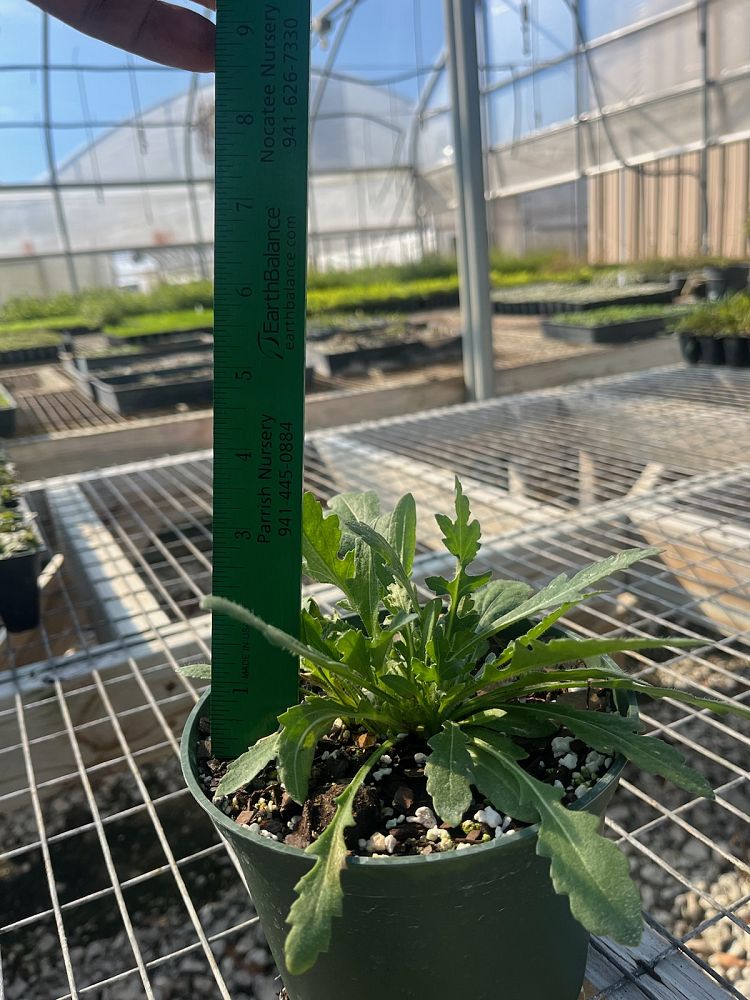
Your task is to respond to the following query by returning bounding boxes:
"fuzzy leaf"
[277,699,348,804]
[463,706,557,739]
[346,520,416,603]
[602,678,750,722]
[462,547,660,654]
[302,492,355,589]
[285,741,393,975]
[508,635,700,675]
[470,734,643,945]
[347,536,381,637]
[213,731,281,800]
[466,732,536,822]
[473,580,534,631]
[426,721,475,826]
[202,596,350,680]
[328,491,381,553]
[513,702,714,799]
[378,493,417,575]
[179,662,212,680]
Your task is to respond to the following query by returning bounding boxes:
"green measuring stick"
[212,1,311,758]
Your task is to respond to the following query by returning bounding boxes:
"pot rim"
[182,679,637,870]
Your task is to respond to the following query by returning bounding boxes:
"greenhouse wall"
[1,0,750,302]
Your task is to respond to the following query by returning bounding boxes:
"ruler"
[212,0,311,758]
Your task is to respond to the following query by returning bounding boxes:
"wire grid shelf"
[1,365,749,999]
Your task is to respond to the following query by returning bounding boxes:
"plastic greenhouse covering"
[0,0,749,299]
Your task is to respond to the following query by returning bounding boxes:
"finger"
[30,0,215,73]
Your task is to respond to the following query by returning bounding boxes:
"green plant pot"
[182,687,635,1000]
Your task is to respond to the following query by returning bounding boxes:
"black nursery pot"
[678,332,701,364]
[0,547,40,632]
[697,336,725,365]
[704,264,750,300]
[182,686,634,1000]
[724,337,750,367]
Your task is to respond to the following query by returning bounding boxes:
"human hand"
[29,0,215,72]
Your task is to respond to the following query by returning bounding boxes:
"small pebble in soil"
[366,832,388,853]
[413,752,428,765]
[559,752,578,770]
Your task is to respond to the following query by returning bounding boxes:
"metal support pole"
[573,0,587,260]
[699,0,710,256]
[443,0,475,399]
[443,0,494,401]
[42,14,79,295]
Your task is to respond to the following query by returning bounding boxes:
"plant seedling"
[192,480,750,975]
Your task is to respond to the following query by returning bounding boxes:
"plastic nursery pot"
[182,687,635,1000]
[678,332,701,364]
[0,547,40,632]
[723,336,750,368]
[697,336,725,365]
[704,264,750,300]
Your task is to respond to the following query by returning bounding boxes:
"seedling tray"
[493,289,674,316]
[104,325,213,347]
[92,364,213,416]
[0,343,60,366]
[0,385,18,437]
[542,316,668,345]
[62,336,212,376]
[308,335,462,377]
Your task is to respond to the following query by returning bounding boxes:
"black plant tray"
[0,344,60,366]
[92,363,213,416]
[493,289,674,316]
[63,338,212,377]
[542,316,668,345]
[104,325,213,347]
[308,335,462,377]
[0,385,18,437]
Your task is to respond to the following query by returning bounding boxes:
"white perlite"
[372,767,392,781]
[551,736,573,757]
[559,752,578,770]
[413,752,428,765]
[585,750,606,771]
[474,806,503,829]
[408,805,438,828]
[384,834,398,855]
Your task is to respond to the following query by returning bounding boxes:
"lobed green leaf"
[468,732,643,945]
[284,741,394,975]
[213,731,281,800]
[302,492,355,589]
